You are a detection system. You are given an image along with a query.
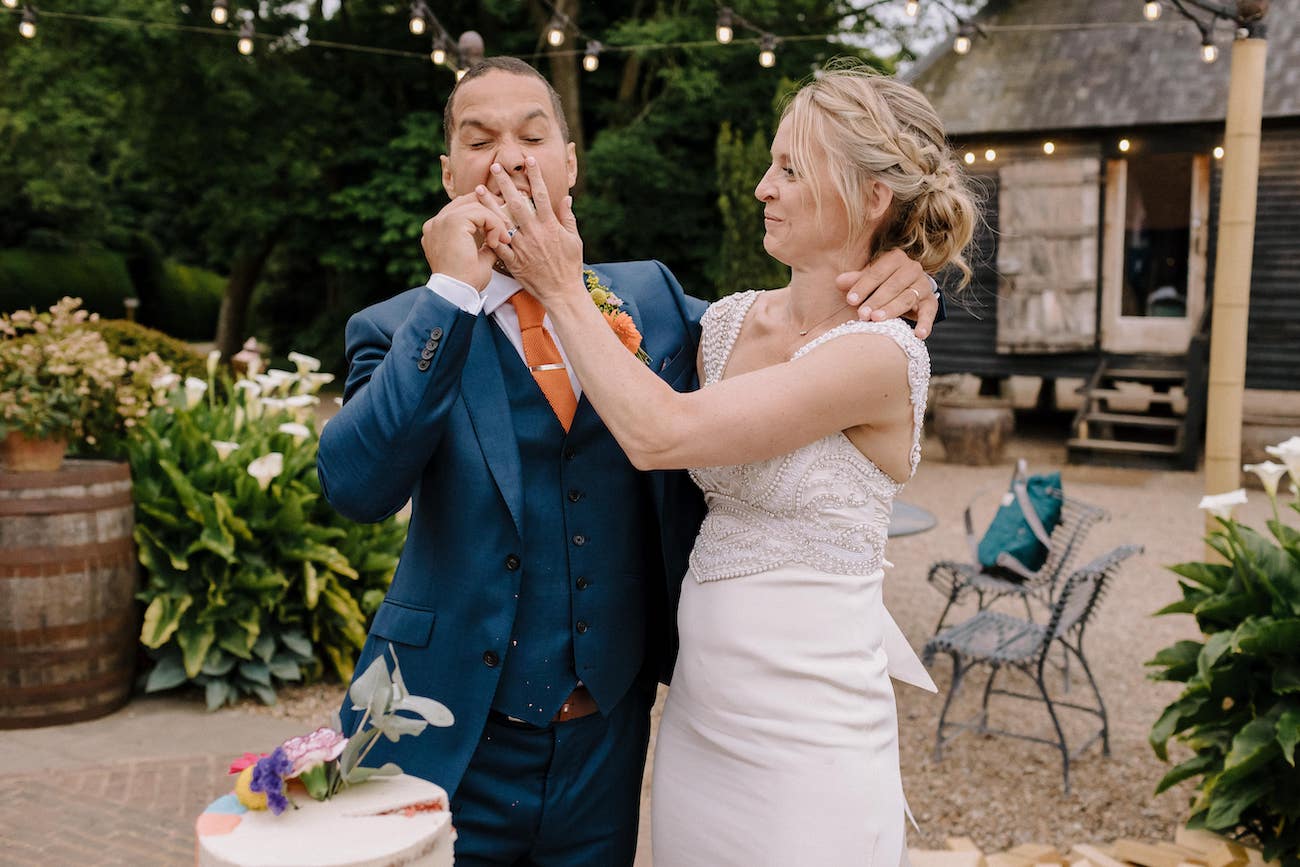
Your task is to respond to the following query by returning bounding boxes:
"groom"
[317,57,943,866]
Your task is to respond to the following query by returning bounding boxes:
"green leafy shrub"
[0,248,136,318]
[1148,450,1300,867]
[130,361,404,709]
[0,297,171,458]
[142,261,224,341]
[86,318,206,380]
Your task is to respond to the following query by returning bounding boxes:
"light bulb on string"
[953,22,974,55]
[583,41,602,73]
[430,36,448,65]
[1201,38,1218,63]
[546,17,565,47]
[455,67,467,81]
[758,34,777,68]
[716,8,733,44]
[1,0,18,9]
[211,0,229,25]
[984,148,996,162]
[1213,146,1225,159]
[964,151,976,164]
[1043,141,1056,154]
[19,5,36,38]
[905,1,920,18]
[1143,1,1161,21]
[409,0,430,36]
[237,19,255,55]
[1118,138,1131,152]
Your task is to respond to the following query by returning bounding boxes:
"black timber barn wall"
[1237,122,1300,391]
[928,123,1300,389]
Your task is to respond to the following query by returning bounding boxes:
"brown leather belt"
[552,685,598,723]
[492,686,599,729]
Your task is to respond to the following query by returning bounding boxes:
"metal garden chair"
[926,466,1108,636]
[922,544,1143,793]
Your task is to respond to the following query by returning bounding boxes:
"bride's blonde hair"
[782,59,977,287]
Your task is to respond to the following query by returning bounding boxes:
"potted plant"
[1147,440,1300,867]
[0,297,170,471]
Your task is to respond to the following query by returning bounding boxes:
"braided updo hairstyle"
[782,60,977,287]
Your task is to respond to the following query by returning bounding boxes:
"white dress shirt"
[427,271,584,398]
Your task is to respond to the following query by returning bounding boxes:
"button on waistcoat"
[489,325,656,723]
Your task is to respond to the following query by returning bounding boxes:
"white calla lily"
[212,440,240,461]
[334,396,344,407]
[184,377,208,409]
[234,379,262,398]
[288,351,322,375]
[233,405,246,431]
[1264,436,1300,485]
[297,372,336,394]
[1198,488,1248,521]
[247,452,284,490]
[285,393,319,422]
[278,422,311,443]
[206,349,222,377]
[246,355,263,379]
[1243,461,1288,500]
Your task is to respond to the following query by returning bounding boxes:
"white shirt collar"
[481,270,522,317]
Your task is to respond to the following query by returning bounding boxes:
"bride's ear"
[865,180,893,224]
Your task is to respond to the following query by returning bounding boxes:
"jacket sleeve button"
[482,650,500,667]
[575,621,589,634]
[505,554,521,571]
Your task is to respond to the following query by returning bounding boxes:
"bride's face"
[754,117,852,270]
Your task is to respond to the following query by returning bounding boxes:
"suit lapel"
[460,315,524,538]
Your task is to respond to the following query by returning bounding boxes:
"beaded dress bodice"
[687,290,931,583]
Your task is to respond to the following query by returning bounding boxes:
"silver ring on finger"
[908,287,922,305]
[506,227,518,240]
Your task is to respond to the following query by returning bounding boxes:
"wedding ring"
[506,227,518,239]
[908,287,922,305]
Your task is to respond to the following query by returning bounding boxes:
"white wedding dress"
[651,290,938,867]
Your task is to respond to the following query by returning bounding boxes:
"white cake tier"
[196,773,455,867]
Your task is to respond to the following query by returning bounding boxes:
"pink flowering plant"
[230,646,452,814]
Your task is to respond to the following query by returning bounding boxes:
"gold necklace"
[795,302,851,337]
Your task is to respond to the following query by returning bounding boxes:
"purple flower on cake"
[280,727,348,776]
[249,747,293,815]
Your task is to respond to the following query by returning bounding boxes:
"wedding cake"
[196,773,455,867]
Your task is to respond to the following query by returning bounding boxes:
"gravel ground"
[246,417,1274,858]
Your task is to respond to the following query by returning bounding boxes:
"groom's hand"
[837,249,940,339]
[420,194,511,291]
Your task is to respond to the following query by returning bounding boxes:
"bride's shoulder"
[702,289,761,328]
[794,319,930,378]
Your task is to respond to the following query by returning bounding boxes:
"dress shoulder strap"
[700,290,760,386]
[792,319,932,478]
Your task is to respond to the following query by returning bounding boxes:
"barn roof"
[906,0,1300,137]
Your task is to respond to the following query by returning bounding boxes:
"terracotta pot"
[932,396,1014,465]
[0,432,68,473]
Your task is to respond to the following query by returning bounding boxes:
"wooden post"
[1204,30,1268,549]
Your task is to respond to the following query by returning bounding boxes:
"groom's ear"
[566,142,578,190]
[441,154,457,197]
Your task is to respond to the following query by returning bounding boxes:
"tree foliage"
[0,0,941,361]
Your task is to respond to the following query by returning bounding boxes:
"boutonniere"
[585,269,651,366]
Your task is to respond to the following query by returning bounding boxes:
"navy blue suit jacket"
[317,261,708,796]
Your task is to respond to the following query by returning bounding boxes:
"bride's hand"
[480,157,584,307]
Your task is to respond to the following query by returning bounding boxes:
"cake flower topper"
[231,646,453,814]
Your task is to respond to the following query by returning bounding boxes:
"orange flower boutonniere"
[585,269,651,366]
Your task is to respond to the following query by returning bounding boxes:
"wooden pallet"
[908,829,1280,867]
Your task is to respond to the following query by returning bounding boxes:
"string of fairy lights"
[0,0,1252,72]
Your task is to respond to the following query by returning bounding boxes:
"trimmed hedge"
[0,247,224,341]
[0,248,135,317]
[86,318,206,380]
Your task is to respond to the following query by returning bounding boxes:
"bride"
[485,62,977,866]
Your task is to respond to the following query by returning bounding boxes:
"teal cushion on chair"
[976,471,1063,576]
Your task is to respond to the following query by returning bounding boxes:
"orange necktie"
[508,290,578,431]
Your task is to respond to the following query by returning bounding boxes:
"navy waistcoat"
[489,323,656,723]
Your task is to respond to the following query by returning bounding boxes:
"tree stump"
[933,396,1015,465]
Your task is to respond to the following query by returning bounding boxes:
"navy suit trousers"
[451,683,656,866]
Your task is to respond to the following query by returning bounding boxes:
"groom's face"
[440,71,577,220]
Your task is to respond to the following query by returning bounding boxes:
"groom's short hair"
[443,57,571,143]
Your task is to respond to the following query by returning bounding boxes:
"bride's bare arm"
[483,157,914,471]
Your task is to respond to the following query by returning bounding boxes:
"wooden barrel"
[0,460,139,729]
[933,396,1015,465]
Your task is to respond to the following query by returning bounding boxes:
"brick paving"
[1,754,230,866]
